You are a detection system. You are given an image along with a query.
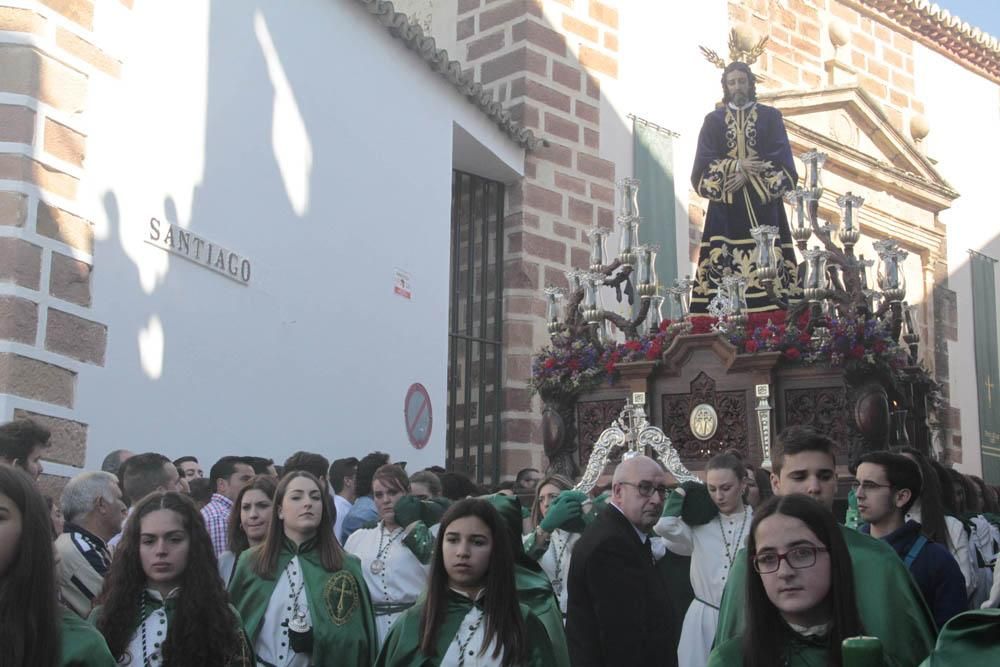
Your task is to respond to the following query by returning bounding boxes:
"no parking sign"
[404,383,432,449]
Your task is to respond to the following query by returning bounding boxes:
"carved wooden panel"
[783,387,851,457]
[661,372,749,461]
[576,398,626,468]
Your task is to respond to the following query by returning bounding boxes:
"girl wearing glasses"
[653,452,752,667]
[375,498,556,666]
[708,494,864,667]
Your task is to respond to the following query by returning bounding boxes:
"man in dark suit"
[566,455,677,667]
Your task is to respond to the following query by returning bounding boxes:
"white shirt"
[120,588,176,666]
[655,505,752,667]
[654,506,752,606]
[344,522,431,646]
[333,494,353,545]
[524,528,580,615]
[256,556,312,667]
[440,589,503,667]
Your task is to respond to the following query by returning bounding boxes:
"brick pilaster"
[0,0,129,486]
[454,0,619,478]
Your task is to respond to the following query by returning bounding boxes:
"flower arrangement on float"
[530,309,909,399]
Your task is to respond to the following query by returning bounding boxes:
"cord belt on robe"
[693,596,720,611]
[374,601,416,616]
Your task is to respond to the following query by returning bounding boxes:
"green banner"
[633,119,677,289]
[971,251,1000,484]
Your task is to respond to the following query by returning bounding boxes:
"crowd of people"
[1,416,999,666]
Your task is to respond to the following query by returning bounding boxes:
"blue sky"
[936,1,1000,37]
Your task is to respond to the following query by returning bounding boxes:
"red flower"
[604,362,616,374]
[659,320,671,332]
[624,340,642,352]
[873,340,887,353]
[783,347,801,361]
[543,358,556,369]
[745,340,759,353]
[646,340,663,360]
[798,332,812,344]
[849,344,865,359]
[568,359,581,370]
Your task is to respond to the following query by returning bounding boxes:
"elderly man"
[566,455,677,667]
[56,471,127,617]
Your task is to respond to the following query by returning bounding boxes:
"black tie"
[642,538,654,566]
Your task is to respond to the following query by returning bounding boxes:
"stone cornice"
[353,0,541,150]
[849,0,1000,84]
[761,86,960,213]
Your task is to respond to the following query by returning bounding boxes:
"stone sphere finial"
[829,22,850,50]
[910,114,930,142]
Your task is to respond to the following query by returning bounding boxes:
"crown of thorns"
[699,29,769,69]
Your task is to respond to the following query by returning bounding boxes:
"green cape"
[708,633,830,667]
[714,525,936,667]
[228,539,378,667]
[918,609,1000,666]
[375,590,558,666]
[485,494,571,667]
[61,606,116,667]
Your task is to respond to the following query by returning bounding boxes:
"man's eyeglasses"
[851,480,893,493]
[752,545,828,574]
[619,481,670,499]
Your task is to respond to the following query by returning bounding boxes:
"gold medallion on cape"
[689,403,719,441]
[324,571,360,626]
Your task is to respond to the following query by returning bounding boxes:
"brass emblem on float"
[325,571,360,625]
[689,404,719,440]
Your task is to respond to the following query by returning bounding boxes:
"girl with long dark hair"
[655,452,752,667]
[92,490,250,666]
[0,465,116,667]
[228,470,377,666]
[344,464,434,647]
[219,475,277,583]
[708,494,864,667]
[928,458,977,599]
[376,498,556,666]
[522,473,585,615]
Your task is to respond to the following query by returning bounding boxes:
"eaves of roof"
[851,0,1000,83]
[354,0,541,150]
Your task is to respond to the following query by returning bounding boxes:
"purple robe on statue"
[690,101,800,313]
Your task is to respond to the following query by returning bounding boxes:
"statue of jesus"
[690,61,800,313]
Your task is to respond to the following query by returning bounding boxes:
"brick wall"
[0,0,128,486]
[727,0,922,134]
[454,0,619,477]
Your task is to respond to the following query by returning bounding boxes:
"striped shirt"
[201,493,233,556]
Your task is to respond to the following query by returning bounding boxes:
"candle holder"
[547,179,658,343]
[544,287,564,336]
[836,192,864,250]
[588,227,609,272]
[874,240,907,303]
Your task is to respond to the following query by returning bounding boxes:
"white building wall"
[914,43,1000,475]
[68,0,522,472]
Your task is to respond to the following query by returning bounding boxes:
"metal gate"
[447,170,505,484]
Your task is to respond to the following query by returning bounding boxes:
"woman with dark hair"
[897,449,976,601]
[345,464,433,647]
[655,452,752,667]
[744,466,773,508]
[955,472,999,609]
[708,494,864,667]
[0,465,116,667]
[91,490,250,666]
[218,475,277,583]
[928,459,977,600]
[522,473,585,615]
[228,470,377,666]
[376,498,556,666]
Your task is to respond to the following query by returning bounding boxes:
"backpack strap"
[903,535,929,570]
